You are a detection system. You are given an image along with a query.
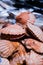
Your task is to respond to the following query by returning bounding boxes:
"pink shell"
[0,40,14,58]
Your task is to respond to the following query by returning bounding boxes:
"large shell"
[0,24,26,40]
[0,57,10,65]
[0,24,25,35]
[0,40,14,58]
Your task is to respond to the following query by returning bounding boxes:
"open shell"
[0,24,26,40]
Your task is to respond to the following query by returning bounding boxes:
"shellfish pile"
[0,12,43,65]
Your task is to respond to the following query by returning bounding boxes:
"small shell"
[16,12,35,25]
[0,57,10,65]
[21,39,32,50]
[0,40,14,58]
[23,38,43,53]
[26,22,43,42]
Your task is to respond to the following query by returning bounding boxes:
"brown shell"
[16,12,35,25]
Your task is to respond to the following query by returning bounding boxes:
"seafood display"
[0,12,43,65]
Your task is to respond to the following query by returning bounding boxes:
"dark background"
[12,0,43,14]
[12,0,43,8]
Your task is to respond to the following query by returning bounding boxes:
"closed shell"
[0,24,26,40]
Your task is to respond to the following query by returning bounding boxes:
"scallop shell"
[10,44,26,65]
[29,50,43,65]
[0,57,10,65]
[0,40,14,58]
[0,24,26,40]
[26,22,43,42]
[16,12,35,25]
[22,38,43,53]
[0,24,25,35]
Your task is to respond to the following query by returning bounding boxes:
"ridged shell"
[27,22,43,42]
[0,24,25,35]
[0,40,14,58]
[29,50,43,65]
[10,44,26,65]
